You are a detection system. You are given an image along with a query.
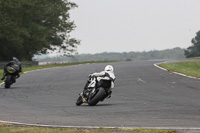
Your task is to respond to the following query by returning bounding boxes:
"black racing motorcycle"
[4,65,19,88]
[76,76,112,106]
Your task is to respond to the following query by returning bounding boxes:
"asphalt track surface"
[0,60,200,128]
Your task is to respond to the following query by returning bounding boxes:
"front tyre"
[88,87,106,106]
[76,96,83,106]
[5,75,12,88]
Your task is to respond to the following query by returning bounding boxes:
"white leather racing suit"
[91,70,116,91]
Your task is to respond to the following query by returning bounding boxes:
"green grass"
[0,123,176,133]
[187,57,200,59]
[158,61,200,78]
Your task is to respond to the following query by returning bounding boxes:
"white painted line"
[137,78,146,83]
[154,63,167,71]
[0,82,4,86]
[1,120,200,130]
[23,69,42,74]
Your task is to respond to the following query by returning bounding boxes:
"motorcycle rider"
[82,65,116,101]
[1,57,22,80]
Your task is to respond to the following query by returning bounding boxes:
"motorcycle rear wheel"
[88,87,106,106]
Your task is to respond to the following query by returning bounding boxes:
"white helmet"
[104,65,114,72]
[13,57,18,62]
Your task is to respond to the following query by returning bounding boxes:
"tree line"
[0,0,79,61]
[37,47,185,63]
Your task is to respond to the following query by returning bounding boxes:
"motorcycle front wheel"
[76,95,83,106]
[5,75,12,88]
[88,87,106,106]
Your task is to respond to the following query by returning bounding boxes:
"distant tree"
[0,0,79,61]
[185,31,200,58]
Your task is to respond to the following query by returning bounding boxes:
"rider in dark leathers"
[1,57,22,80]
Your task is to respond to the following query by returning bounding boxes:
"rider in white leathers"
[77,65,116,105]
[81,65,116,101]
[90,65,116,93]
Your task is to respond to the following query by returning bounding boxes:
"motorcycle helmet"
[13,57,18,62]
[104,65,114,72]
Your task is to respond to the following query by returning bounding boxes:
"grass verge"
[158,61,200,78]
[0,123,176,133]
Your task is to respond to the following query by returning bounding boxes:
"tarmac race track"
[0,60,200,128]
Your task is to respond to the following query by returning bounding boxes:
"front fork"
[82,87,96,102]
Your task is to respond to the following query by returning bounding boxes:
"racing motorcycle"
[4,65,19,88]
[76,76,112,106]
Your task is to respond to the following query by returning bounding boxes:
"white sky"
[69,0,200,54]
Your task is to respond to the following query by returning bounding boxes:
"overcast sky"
[69,0,200,54]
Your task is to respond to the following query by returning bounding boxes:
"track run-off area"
[0,60,200,129]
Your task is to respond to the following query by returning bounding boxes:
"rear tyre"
[88,87,106,106]
[5,75,12,88]
[76,96,83,106]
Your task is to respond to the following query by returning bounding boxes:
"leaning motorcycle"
[4,65,19,88]
[76,76,112,106]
